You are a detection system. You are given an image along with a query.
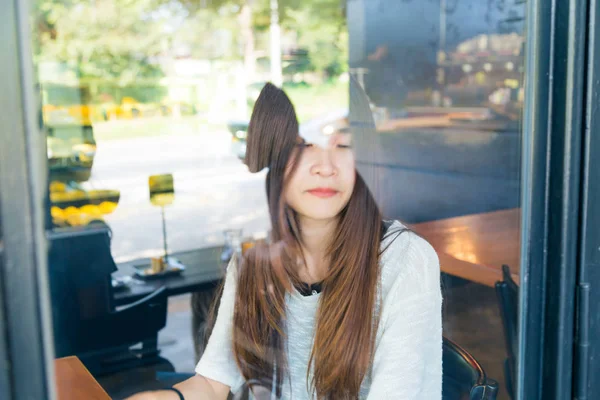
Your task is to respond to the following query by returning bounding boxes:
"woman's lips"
[307,188,338,198]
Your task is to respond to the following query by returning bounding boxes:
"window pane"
[32,0,525,398]
[349,1,524,399]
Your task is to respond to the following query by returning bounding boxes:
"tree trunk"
[239,1,256,83]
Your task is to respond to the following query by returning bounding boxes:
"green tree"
[281,0,348,77]
[36,0,348,85]
[37,0,171,84]
[164,0,349,78]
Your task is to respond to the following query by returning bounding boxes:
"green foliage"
[37,0,168,83]
[36,0,348,83]
[263,0,348,76]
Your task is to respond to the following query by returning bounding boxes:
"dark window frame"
[519,0,589,398]
[575,0,600,396]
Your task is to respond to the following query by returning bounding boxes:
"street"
[85,128,269,263]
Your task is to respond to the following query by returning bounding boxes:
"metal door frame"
[574,0,600,397]
[0,0,56,398]
[519,0,589,398]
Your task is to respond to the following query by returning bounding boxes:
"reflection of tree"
[35,0,348,84]
[279,0,348,77]
[37,0,168,84]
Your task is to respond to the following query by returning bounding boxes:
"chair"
[442,337,499,400]
[48,227,173,376]
[495,264,519,399]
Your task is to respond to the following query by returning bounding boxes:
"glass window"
[32,0,525,398]
[348,1,524,398]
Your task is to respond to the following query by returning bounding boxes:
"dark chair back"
[495,264,519,399]
[442,337,499,400]
[48,227,169,375]
[49,227,118,357]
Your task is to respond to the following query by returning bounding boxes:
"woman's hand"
[124,390,177,400]
[124,392,160,400]
[122,374,230,400]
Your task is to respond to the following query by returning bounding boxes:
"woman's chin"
[297,208,344,222]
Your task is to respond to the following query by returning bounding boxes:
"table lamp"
[149,174,175,268]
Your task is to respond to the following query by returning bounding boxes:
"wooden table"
[411,208,521,287]
[55,356,110,400]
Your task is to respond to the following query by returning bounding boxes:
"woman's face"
[284,133,355,222]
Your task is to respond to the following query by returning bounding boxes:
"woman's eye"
[336,144,352,149]
[297,142,314,148]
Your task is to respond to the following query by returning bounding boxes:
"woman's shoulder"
[379,220,441,300]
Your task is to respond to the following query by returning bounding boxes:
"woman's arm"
[367,289,442,399]
[367,234,443,399]
[127,258,244,400]
[125,374,230,400]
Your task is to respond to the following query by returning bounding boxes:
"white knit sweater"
[196,221,443,399]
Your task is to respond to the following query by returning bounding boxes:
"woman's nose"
[310,147,337,177]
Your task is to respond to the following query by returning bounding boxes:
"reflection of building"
[348,0,526,112]
[452,33,524,60]
[437,33,524,111]
[444,32,524,88]
[348,0,525,223]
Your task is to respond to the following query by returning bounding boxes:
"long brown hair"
[217,83,389,398]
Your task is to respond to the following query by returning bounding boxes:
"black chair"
[48,227,173,376]
[495,264,519,399]
[442,337,499,400]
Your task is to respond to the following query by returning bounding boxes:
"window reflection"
[348,1,525,399]
[35,0,525,399]
[349,0,524,223]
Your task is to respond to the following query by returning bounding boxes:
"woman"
[128,82,442,399]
